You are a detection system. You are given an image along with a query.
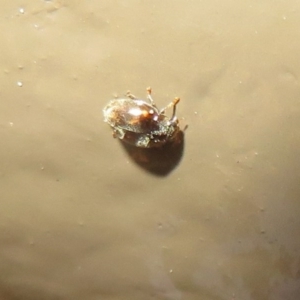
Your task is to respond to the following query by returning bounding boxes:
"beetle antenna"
[146,87,157,107]
[171,97,180,120]
[160,97,180,117]
[126,90,136,99]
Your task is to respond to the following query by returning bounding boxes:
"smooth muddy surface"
[0,1,300,299]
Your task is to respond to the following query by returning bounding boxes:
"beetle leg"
[136,135,150,148]
[126,90,137,99]
[113,128,125,139]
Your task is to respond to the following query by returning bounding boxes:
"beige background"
[0,1,300,299]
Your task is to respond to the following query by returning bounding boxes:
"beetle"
[103,87,181,148]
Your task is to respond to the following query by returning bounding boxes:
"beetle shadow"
[119,130,185,177]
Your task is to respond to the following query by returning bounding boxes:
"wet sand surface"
[1,1,300,299]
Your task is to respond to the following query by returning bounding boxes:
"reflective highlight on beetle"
[103,88,181,148]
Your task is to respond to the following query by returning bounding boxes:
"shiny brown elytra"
[103,87,181,148]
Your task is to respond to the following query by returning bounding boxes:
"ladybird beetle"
[103,87,181,148]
